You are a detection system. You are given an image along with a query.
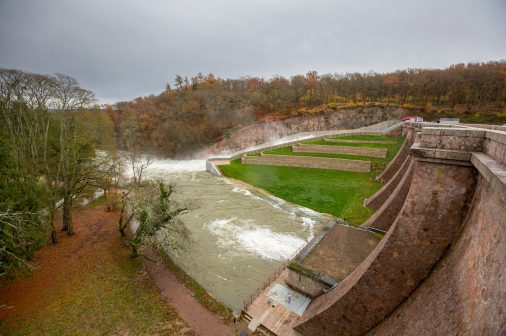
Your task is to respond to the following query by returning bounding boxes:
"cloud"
[1,0,505,104]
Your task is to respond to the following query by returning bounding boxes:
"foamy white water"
[206,218,306,261]
[123,154,327,313]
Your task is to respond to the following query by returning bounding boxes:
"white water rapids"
[129,156,327,313]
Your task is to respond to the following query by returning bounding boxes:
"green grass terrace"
[220,134,404,225]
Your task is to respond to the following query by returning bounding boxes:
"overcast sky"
[1,0,505,104]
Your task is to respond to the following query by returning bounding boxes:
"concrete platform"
[267,284,311,316]
[244,269,303,336]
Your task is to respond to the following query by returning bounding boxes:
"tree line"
[0,68,119,276]
[111,61,506,156]
[1,68,193,275]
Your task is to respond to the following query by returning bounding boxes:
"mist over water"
[133,156,326,313]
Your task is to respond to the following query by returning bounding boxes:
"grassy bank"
[0,206,194,336]
[156,248,235,324]
[220,135,403,225]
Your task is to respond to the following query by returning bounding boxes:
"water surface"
[141,159,327,313]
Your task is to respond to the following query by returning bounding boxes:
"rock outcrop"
[199,108,406,156]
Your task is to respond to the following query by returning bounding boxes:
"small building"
[402,116,423,123]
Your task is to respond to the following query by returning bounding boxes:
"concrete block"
[486,130,506,145]
[441,128,466,136]
[421,128,442,135]
[434,149,471,161]
[464,129,486,138]
[411,145,436,158]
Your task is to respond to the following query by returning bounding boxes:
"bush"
[327,101,338,110]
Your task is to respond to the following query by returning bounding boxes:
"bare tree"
[127,152,153,185]
[119,115,152,185]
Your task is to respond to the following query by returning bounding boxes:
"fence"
[242,242,307,312]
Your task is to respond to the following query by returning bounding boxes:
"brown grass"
[0,202,194,336]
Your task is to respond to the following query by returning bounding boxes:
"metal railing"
[242,242,307,312]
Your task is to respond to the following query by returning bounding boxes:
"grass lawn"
[221,135,404,225]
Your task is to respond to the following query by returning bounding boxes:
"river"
[138,158,327,314]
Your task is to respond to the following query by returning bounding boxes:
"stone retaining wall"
[360,159,414,232]
[324,139,397,145]
[369,172,505,336]
[241,154,371,172]
[365,155,412,209]
[420,127,484,151]
[295,127,506,336]
[293,144,387,158]
[483,130,506,166]
[295,159,477,336]
[376,128,415,183]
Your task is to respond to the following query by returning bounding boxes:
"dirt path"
[143,249,245,336]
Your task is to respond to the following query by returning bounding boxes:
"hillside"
[109,61,506,157]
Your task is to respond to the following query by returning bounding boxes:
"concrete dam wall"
[294,126,506,335]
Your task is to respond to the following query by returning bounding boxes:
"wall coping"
[471,152,506,205]
[411,144,473,163]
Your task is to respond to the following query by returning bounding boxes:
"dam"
[206,121,505,335]
[135,120,399,314]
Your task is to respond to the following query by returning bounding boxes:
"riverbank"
[0,199,242,335]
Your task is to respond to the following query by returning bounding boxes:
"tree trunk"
[130,244,138,258]
[119,205,126,237]
[62,196,68,232]
[63,196,73,235]
[49,205,59,244]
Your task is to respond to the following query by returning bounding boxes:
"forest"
[111,61,506,156]
[0,68,120,276]
[0,68,191,277]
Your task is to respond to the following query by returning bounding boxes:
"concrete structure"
[360,159,414,232]
[294,126,506,336]
[376,128,416,183]
[239,123,505,336]
[292,143,387,158]
[325,139,397,145]
[364,155,412,209]
[205,120,403,177]
[438,117,460,125]
[241,154,372,172]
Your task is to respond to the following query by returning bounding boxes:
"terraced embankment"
[214,123,404,224]
[241,154,371,172]
[294,126,506,336]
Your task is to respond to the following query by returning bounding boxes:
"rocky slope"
[197,107,407,156]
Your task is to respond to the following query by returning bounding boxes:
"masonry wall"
[241,154,371,172]
[293,144,387,158]
[324,139,397,145]
[365,155,412,209]
[377,129,415,183]
[295,159,477,336]
[361,159,414,232]
[286,269,329,298]
[369,174,506,335]
[483,133,506,166]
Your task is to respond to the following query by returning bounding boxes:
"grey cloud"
[1,0,505,103]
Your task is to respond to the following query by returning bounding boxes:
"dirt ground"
[0,204,249,335]
[143,249,250,336]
